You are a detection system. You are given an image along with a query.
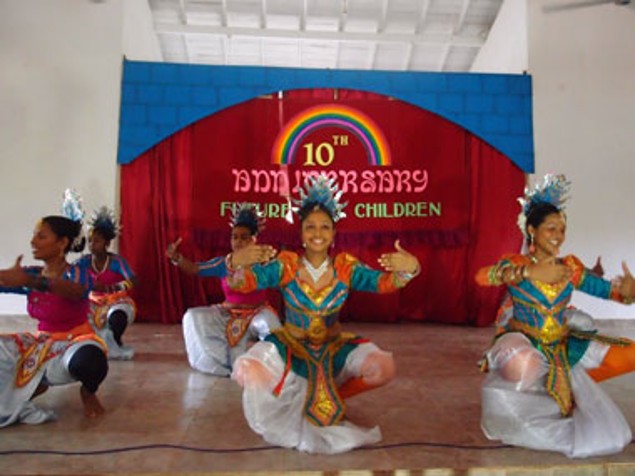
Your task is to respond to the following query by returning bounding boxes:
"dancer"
[227,174,421,454]
[74,206,137,360]
[476,174,635,458]
[0,190,108,427]
[166,203,280,376]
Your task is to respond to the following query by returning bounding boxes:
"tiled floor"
[2,315,635,475]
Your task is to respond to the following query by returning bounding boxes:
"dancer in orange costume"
[227,174,421,454]
[476,174,635,457]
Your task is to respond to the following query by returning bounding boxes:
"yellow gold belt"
[508,316,569,345]
[284,319,341,346]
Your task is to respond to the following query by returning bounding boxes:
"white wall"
[471,0,528,74]
[0,0,124,313]
[528,0,635,318]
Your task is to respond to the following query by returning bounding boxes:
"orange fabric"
[277,251,299,287]
[475,266,494,286]
[333,253,357,285]
[42,321,97,341]
[338,376,375,399]
[90,290,131,306]
[587,342,635,382]
[474,254,531,287]
[15,322,105,388]
[563,255,585,287]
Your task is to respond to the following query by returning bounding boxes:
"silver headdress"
[89,206,120,241]
[60,188,86,252]
[61,188,85,223]
[517,173,571,238]
[292,173,347,223]
[230,203,266,236]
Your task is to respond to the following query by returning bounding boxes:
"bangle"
[170,254,182,266]
[398,265,420,281]
[522,265,530,280]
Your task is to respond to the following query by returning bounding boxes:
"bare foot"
[80,386,105,418]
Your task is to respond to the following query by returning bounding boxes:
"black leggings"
[67,345,108,394]
[108,310,128,346]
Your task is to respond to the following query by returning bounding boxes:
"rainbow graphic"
[272,104,391,166]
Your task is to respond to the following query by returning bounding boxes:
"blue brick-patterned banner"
[118,59,534,172]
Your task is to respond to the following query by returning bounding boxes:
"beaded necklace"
[302,256,330,283]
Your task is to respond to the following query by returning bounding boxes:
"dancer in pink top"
[166,203,281,376]
[74,206,137,360]
[0,191,108,426]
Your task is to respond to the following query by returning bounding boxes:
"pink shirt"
[28,290,90,333]
[221,277,268,306]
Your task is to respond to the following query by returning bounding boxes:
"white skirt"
[0,334,99,428]
[231,340,382,454]
[183,305,280,376]
[90,298,136,360]
[482,332,632,458]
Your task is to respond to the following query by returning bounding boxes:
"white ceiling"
[148,0,506,72]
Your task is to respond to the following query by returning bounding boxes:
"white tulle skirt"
[231,340,382,454]
[482,332,632,458]
[183,305,280,376]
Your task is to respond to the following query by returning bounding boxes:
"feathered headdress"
[89,206,120,241]
[60,188,86,252]
[230,203,266,236]
[291,173,347,223]
[61,188,85,223]
[517,173,571,238]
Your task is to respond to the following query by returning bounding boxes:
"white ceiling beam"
[221,0,228,27]
[456,0,471,33]
[222,35,229,64]
[300,0,307,31]
[404,42,414,70]
[369,42,378,69]
[155,22,485,48]
[378,0,389,33]
[178,0,188,25]
[260,38,265,65]
[260,0,267,29]
[414,0,431,34]
[338,0,347,32]
[437,44,451,72]
[181,33,191,63]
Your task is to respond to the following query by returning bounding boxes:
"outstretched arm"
[0,256,87,300]
[613,261,635,304]
[475,257,571,287]
[377,240,420,277]
[348,240,420,293]
[229,243,277,269]
[166,237,199,275]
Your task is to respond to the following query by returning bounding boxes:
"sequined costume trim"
[270,326,358,426]
[223,303,275,348]
[13,322,106,387]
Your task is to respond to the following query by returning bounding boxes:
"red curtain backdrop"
[120,90,524,326]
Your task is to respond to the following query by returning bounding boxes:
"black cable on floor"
[3,439,632,456]
[0,441,513,456]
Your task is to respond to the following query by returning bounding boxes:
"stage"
[2,315,635,475]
